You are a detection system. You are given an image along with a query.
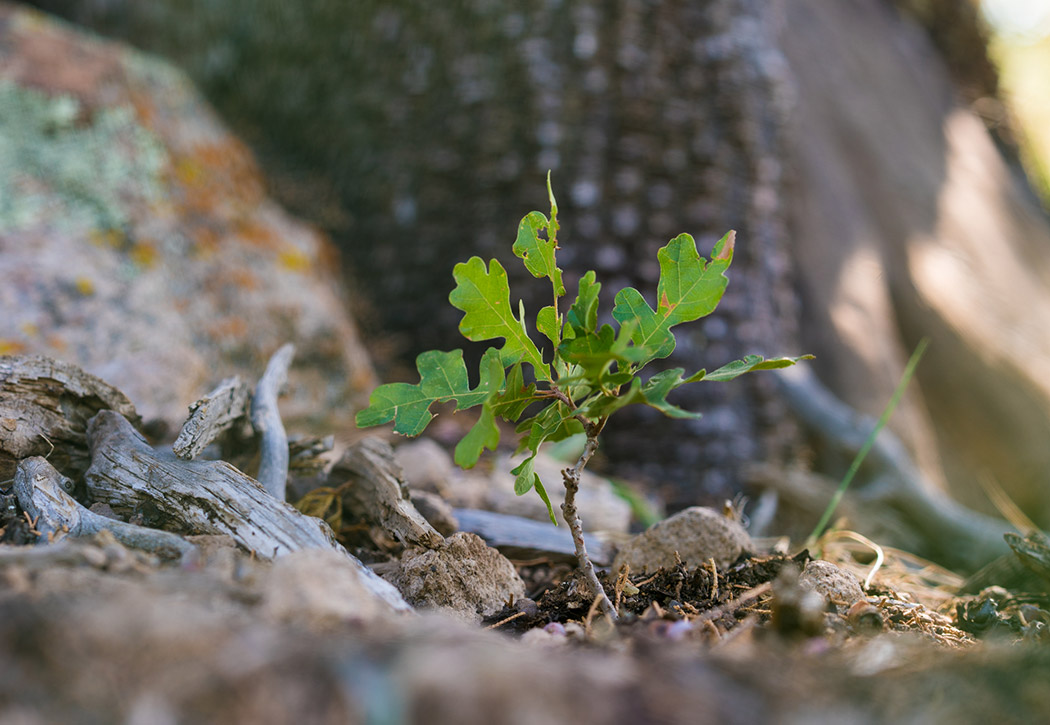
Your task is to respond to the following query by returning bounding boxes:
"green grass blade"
[806,338,929,547]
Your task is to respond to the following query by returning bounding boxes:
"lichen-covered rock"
[393,532,525,623]
[612,507,752,575]
[0,5,375,432]
[798,559,865,614]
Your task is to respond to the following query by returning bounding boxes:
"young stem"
[561,421,617,621]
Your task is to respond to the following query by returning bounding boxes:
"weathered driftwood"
[0,355,139,482]
[775,365,1013,570]
[172,376,252,460]
[454,508,612,566]
[15,456,195,558]
[85,410,411,612]
[251,344,294,500]
[329,438,443,549]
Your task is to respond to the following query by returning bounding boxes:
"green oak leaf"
[515,401,583,456]
[566,270,601,336]
[455,403,499,468]
[355,348,504,436]
[557,321,643,379]
[514,211,565,296]
[537,305,560,347]
[492,363,538,421]
[510,453,557,524]
[685,353,815,383]
[449,256,549,380]
[612,231,735,363]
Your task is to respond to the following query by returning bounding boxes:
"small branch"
[14,456,196,558]
[173,376,251,460]
[251,344,294,500]
[561,427,617,621]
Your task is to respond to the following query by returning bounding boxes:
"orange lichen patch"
[207,317,249,341]
[127,88,158,129]
[227,267,261,291]
[174,156,206,189]
[189,225,222,258]
[129,241,159,268]
[235,218,282,251]
[20,323,38,338]
[168,140,266,217]
[0,340,27,355]
[74,276,96,296]
[278,247,313,273]
[45,335,67,353]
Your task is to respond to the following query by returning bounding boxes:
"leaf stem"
[561,420,617,621]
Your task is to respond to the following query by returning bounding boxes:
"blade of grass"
[806,338,929,547]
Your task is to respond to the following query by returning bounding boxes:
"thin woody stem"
[561,421,617,621]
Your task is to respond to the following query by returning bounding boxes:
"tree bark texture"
[0,355,140,483]
[28,0,1050,533]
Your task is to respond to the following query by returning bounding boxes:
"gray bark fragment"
[84,410,412,612]
[0,355,139,482]
[330,438,443,549]
[251,344,294,500]
[454,508,612,566]
[172,376,252,460]
[14,456,195,558]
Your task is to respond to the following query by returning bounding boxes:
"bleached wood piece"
[85,410,411,612]
[14,456,195,558]
[172,376,251,460]
[330,437,444,549]
[0,355,139,481]
[251,344,294,500]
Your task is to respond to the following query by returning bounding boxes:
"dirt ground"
[2,513,1049,724]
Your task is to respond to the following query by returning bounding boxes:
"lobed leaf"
[514,211,565,296]
[449,257,550,380]
[565,270,601,337]
[356,348,504,437]
[510,454,557,524]
[612,231,735,363]
[685,353,814,383]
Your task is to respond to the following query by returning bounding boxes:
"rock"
[394,438,490,509]
[263,549,399,626]
[0,4,375,431]
[798,560,866,614]
[613,507,752,574]
[393,532,525,623]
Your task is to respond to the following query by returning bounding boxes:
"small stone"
[798,559,865,613]
[612,506,751,574]
[394,532,525,623]
[263,549,396,626]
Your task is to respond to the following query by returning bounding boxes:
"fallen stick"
[329,438,443,549]
[453,508,613,566]
[172,376,251,460]
[14,456,195,558]
[84,409,412,612]
[775,365,1012,569]
[251,344,294,500]
[0,355,139,482]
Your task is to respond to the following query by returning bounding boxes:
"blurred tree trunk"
[27,0,1050,546]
